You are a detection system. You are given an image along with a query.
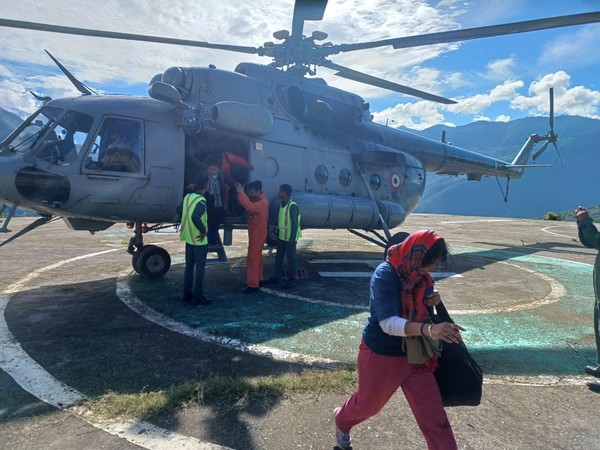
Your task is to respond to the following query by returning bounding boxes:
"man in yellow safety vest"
[264,184,301,289]
[177,175,211,305]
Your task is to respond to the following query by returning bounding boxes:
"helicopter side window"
[85,118,142,174]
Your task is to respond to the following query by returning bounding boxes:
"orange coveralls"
[236,191,269,288]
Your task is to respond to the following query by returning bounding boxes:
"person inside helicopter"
[85,118,142,173]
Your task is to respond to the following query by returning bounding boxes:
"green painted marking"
[133,247,596,375]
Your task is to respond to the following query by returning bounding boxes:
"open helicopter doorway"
[183,130,251,243]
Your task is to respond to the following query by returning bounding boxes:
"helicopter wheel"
[384,231,410,257]
[135,245,171,279]
[266,224,278,247]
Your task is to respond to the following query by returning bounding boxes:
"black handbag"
[431,302,483,407]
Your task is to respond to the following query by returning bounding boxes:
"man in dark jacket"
[576,206,600,392]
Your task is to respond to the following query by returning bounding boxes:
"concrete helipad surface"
[1,214,600,449]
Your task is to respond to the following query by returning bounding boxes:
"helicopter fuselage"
[0,61,529,237]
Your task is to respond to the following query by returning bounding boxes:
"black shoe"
[261,277,278,286]
[585,365,600,378]
[587,379,600,393]
[193,295,212,305]
[243,286,260,294]
[182,293,193,302]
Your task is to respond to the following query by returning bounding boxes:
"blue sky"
[0,0,598,129]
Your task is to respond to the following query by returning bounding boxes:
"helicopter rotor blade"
[329,12,600,55]
[321,60,457,104]
[532,140,550,161]
[552,141,564,167]
[0,18,262,55]
[291,0,328,41]
[44,49,95,95]
[549,87,555,131]
[0,215,55,249]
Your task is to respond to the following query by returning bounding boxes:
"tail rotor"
[532,87,562,166]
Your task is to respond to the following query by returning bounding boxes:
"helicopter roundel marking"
[390,172,403,190]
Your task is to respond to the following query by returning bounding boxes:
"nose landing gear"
[127,222,172,279]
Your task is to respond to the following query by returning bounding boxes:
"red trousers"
[335,339,457,450]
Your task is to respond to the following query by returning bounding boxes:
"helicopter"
[0,1,599,278]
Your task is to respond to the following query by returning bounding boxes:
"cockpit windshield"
[2,106,94,165]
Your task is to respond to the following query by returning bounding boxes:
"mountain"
[0,107,39,217]
[0,106,23,140]
[408,116,600,218]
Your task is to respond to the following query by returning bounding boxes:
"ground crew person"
[177,175,211,305]
[263,184,301,289]
[235,180,269,293]
[576,206,600,392]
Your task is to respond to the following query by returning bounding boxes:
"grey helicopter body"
[1,1,598,278]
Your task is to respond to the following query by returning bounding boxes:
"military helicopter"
[0,1,598,278]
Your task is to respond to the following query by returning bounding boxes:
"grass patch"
[83,368,357,420]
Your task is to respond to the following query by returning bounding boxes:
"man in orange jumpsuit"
[235,180,269,293]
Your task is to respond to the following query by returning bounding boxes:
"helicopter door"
[79,117,149,220]
[248,140,305,199]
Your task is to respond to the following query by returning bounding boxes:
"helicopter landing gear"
[266,224,278,247]
[384,231,410,255]
[133,245,171,279]
[127,222,172,279]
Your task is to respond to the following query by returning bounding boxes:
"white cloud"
[538,24,600,71]
[0,0,598,126]
[495,115,511,122]
[512,71,600,118]
[372,101,452,130]
[485,56,517,81]
[0,79,38,113]
[449,79,524,114]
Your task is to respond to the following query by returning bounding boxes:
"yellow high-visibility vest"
[278,199,301,241]
[180,193,208,246]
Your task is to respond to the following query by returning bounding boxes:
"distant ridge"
[0,107,39,217]
[407,115,600,218]
[0,106,22,140]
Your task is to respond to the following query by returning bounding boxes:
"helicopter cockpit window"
[2,107,93,165]
[85,118,142,174]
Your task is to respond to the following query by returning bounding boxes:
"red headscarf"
[386,230,441,322]
[387,230,441,370]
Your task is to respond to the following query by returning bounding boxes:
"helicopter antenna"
[29,91,52,103]
[44,49,97,95]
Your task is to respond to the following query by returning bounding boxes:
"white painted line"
[449,260,565,315]
[441,218,514,224]
[1,249,234,450]
[0,293,86,407]
[117,276,344,367]
[309,259,381,265]
[541,224,577,239]
[319,271,372,277]
[431,272,463,279]
[318,271,462,279]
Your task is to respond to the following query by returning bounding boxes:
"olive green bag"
[402,334,441,364]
